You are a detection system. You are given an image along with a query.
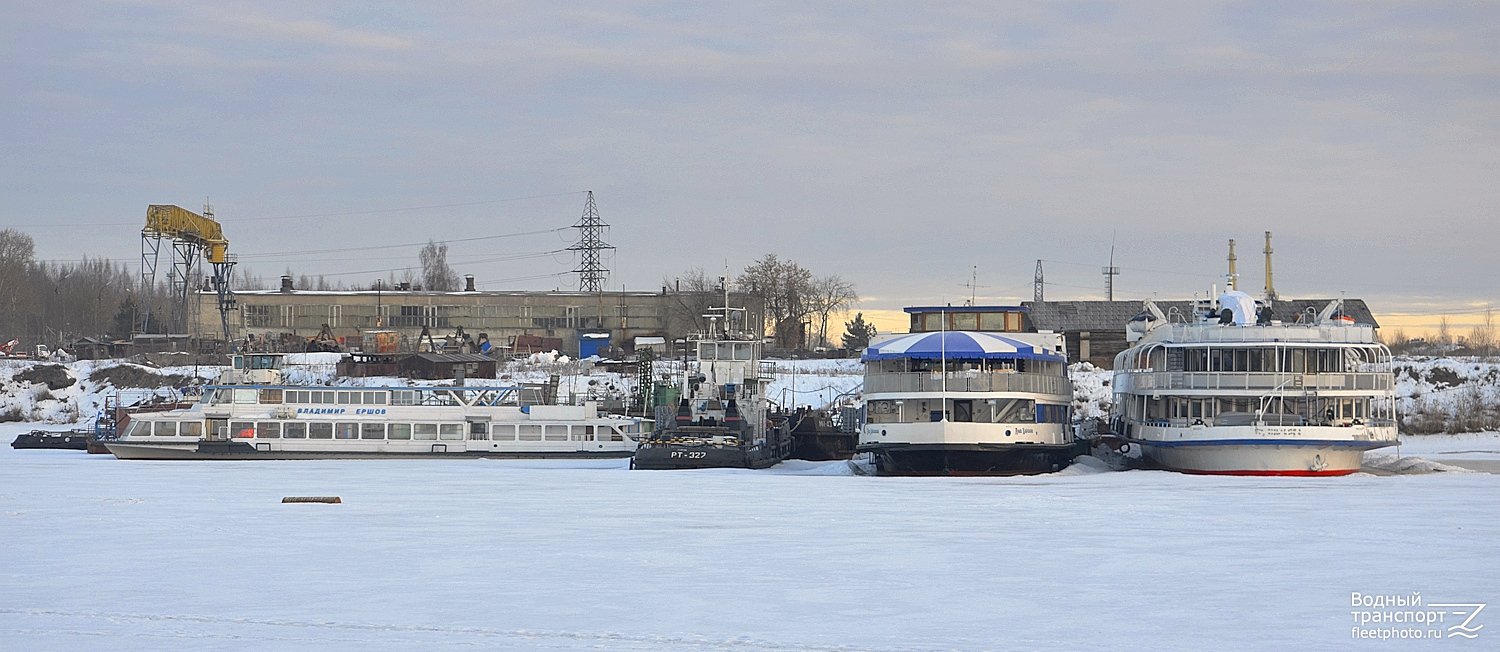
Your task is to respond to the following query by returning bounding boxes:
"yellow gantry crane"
[138,203,237,341]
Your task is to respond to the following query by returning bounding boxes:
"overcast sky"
[3,2,1497,330]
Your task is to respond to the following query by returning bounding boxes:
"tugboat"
[1111,293,1397,475]
[856,305,1082,475]
[631,304,791,470]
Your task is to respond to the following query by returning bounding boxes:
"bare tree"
[664,268,725,335]
[1468,309,1495,357]
[737,254,814,348]
[1436,315,1453,348]
[0,229,36,340]
[420,241,460,292]
[808,275,858,347]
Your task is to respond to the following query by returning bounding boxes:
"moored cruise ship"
[104,353,647,460]
[858,306,1081,476]
[1111,292,1397,475]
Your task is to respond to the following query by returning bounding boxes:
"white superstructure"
[1111,292,1397,475]
[105,353,646,460]
[857,328,1080,475]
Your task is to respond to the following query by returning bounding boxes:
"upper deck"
[1136,322,1378,346]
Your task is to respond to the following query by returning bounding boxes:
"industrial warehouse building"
[190,286,763,357]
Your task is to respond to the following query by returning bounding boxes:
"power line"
[234,227,567,260]
[0,191,588,228]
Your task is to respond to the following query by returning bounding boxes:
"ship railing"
[863,371,1072,396]
[1160,323,1376,343]
[1117,371,1392,393]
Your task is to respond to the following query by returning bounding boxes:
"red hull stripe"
[1169,468,1359,477]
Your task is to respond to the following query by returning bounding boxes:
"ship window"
[468,422,488,439]
[233,356,244,369]
[544,425,568,441]
[716,343,732,360]
[390,390,416,406]
[570,425,586,441]
[991,399,1035,423]
[284,390,302,404]
[233,389,258,404]
[230,421,255,438]
[256,422,281,438]
[698,343,715,360]
[334,423,359,439]
[361,423,385,439]
[180,422,202,438]
[283,422,306,439]
[259,389,283,404]
[149,421,171,436]
[366,392,385,405]
[308,423,333,439]
[951,313,977,330]
[388,424,412,440]
[491,425,516,441]
[413,424,438,440]
[123,420,147,437]
[519,425,543,441]
[439,424,463,440]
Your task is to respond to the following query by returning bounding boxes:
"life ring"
[1119,443,1131,454]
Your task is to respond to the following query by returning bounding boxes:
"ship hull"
[11,431,90,450]
[1135,439,1383,476]
[630,443,782,470]
[860,442,1084,476]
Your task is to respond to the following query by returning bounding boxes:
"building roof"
[1022,299,1379,331]
[407,353,497,363]
[903,305,1029,313]
[863,331,1064,362]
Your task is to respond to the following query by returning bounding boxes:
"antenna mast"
[569,191,614,293]
[1102,232,1120,301]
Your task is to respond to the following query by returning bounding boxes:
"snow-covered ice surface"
[4,424,1497,651]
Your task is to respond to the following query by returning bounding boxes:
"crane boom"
[138,204,237,343]
[145,205,230,263]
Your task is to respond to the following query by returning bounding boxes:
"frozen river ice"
[2,424,1496,651]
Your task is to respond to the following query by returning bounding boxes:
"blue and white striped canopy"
[862,331,1063,362]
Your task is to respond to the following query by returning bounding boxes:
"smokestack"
[1227,239,1237,290]
[280,275,294,293]
[1263,231,1278,301]
[464,275,475,292]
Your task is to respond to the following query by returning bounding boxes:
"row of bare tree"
[1384,310,1498,357]
[664,254,859,349]
[0,229,469,347]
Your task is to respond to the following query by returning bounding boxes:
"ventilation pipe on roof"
[280,275,294,293]
[464,275,475,292]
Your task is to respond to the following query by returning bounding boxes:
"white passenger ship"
[1111,292,1397,475]
[858,306,1082,476]
[104,353,647,460]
